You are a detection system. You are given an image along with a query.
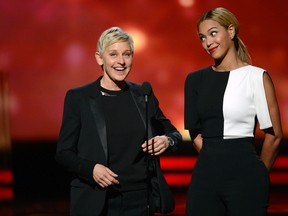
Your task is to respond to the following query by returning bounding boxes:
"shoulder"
[245,65,266,76]
[187,66,210,76]
[126,81,142,95]
[185,66,211,84]
[126,81,142,90]
[240,65,269,88]
[126,80,158,98]
[65,78,101,99]
[70,81,95,91]
[246,65,265,72]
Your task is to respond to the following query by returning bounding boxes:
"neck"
[100,78,126,91]
[213,55,246,72]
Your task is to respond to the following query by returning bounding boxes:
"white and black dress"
[184,65,272,216]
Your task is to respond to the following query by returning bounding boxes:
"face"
[198,19,234,60]
[96,41,133,87]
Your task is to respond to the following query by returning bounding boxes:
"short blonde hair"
[97,27,134,56]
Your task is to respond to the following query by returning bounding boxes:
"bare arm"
[260,73,283,171]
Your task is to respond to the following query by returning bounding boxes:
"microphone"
[141,81,152,214]
[140,81,152,102]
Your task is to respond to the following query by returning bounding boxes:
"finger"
[152,150,160,156]
[150,142,160,152]
[104,170,119,184]
[104,178,114,186]
[98,183,105,188]
[111,178,120,184]
[142,142,151,151]
[152,145,164,155]
[99,180,109,188]
[106,168,118,177]
[104,174,119,185]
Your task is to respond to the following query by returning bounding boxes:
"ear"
[228,24,235,39]
[95,52,103,66]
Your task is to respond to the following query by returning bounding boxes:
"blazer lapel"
[88,78,108,159]
[89,97,108,159]
[129,84,153,139]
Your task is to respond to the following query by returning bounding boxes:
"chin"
[114,74,129,81]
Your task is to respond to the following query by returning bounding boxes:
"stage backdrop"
[0,0,287,141]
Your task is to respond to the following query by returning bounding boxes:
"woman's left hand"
[142,135,169,156]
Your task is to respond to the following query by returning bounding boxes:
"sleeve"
[55,89,96,184]
[184,72,201,130]
[252,70,273,130]
[149,87,182,151]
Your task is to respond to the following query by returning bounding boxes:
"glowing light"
[126,28,147,52]
[178,0,195,7]
[64,43,86,66]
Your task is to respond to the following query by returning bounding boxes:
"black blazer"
[55,77,181,215]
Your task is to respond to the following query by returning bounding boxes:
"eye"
[123,52,132,57]
[211,31,217,37]
[109,52,117,57]
[199,35,206,42]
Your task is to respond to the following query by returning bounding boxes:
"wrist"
[166,136,175,148]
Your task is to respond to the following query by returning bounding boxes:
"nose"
[117,55,125,64]
[205,36,213,48]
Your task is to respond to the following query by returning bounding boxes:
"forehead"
[198,19,223,33]
[105,41,131,51]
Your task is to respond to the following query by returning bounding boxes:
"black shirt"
[101,86,146,192]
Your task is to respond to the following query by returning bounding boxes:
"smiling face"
[96,41,133,90]
[198,19,235,61]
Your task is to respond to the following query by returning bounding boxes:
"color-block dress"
[184,65,272,216]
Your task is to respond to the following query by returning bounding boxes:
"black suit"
[56,77,181,215]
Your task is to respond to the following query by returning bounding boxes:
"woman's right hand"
[92,164,119,188]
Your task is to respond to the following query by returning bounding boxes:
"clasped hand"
[93,164,119,188]
[93,135,169,188]
[141,135,169,156]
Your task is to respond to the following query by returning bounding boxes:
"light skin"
[198,19,246,71]
[95,41,133,91]
[191,19,283,171]
[93,41,170,188]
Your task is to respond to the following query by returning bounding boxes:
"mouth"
[208,46,218,54]
[114,67,125,71]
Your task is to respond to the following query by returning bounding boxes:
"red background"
[1,0,287,141]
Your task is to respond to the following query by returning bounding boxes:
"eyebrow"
[199,26,218,36]
[107,49,131,52]
[207,26,218,32]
